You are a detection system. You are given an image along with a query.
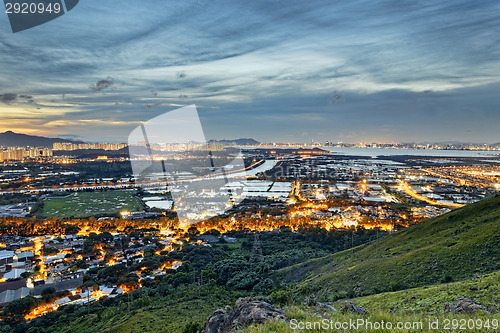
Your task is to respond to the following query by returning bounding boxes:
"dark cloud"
[145,101,179,109]
[19,95,35,104]
[329,91,343,105]
[90,77,115,92]
[0,93,36,105]
[0,93,17,104]
[58,134,84,139]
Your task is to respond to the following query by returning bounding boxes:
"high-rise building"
[52,142,127,151]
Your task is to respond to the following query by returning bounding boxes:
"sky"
[0,0,500,144]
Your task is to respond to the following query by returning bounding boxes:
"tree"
[98,232,113,243]
[205,229,221,236]
[142,235,154,244]
[3,295,38,321]
[64,225,81,235]
[41,287,57,297]
[42,247,58,256]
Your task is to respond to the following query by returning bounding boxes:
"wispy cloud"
[0,0,499,142]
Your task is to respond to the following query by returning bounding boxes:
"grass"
[42,191,144,218]
[240,306,500,332]
[276,195,500,301]
[27,285,247,333]
[226,240,243,251]
[31,273,500,333]
[63,298,216,333]
[345,270,500,315]
[245,271,500,332]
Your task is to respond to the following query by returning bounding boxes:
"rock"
[201,306,232,333]
[444,298,488,314]
[234,296,271,307]
[201,297,286,333]
[315,302,337,313]
[232,298,286,327]
[340,301,368,315]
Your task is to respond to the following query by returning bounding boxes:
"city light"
[120,210,130,218]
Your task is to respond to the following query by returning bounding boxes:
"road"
[398,181,464,208]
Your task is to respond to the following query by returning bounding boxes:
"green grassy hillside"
[276,195,500,301]
[343,270,500,315]
[242,271,500,333]
[0,284,247,333]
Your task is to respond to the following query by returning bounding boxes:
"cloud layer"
[0,0,499,142]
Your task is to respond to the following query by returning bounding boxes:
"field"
[41,191,144,218]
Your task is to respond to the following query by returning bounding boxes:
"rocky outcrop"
[315,302,337,313]
[444,298,488,314]
[201,296,286,333]
[340,301,368,315]
[201,306,232,333]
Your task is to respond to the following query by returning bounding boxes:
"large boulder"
[201,296,286,333]
[201,306,232,333]
[315,302,337,313]
[232,297,286,327]
[340,301,368,315]
[444,298,488,314]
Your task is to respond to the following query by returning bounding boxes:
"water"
[322,147,500,158]
[242,146,500,158]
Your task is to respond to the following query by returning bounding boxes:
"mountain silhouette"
[208,138,260,145]
[0,131,84,148]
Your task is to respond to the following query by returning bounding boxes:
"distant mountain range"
[0,131,261,149]
[208,138,260,145]
[0,131,84,148]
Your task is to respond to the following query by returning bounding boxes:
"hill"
[0,131,83,148]
[339,269,500,315]
[208,138,260,146]
[276,195,500,301]
[240,271,500,333]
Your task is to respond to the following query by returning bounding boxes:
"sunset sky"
[1,0,500,143]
